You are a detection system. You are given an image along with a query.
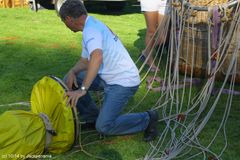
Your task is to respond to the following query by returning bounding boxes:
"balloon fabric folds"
[31,76,75,153]
[0,76,78,159]
[0,110,46,159]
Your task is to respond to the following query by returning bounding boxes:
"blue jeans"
[66,71,150,135]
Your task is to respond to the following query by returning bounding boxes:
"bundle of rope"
[133,0,240,159]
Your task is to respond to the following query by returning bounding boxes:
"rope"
[142,0,240,159]
[0,101,30,107]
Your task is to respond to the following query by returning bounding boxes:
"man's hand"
[64,89,87,107]
[66,70,78,90]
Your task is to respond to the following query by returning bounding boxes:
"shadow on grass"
[0,41,79,104]
[134,28,146,52]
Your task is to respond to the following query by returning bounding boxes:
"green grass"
[0,5,240,160]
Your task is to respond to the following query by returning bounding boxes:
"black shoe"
[144,110,159,142]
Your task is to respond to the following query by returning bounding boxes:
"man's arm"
[65,57,88,89]
[65,49,103,107]
[70,57,89,75]
[81,49,102,90]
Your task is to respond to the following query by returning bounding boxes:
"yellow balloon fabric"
[30,76,75,153]
[0,110,46,159]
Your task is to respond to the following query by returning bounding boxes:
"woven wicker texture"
[178,0,240,82]
[184,0,229,24]
[221,24,240,82]
[179,25,209,78]
[189,0,228,7]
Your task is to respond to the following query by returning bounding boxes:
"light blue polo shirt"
[81,16,140,87]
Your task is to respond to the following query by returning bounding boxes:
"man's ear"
[65,16,71,21]
[65,16,72,23]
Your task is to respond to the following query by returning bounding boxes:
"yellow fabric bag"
[31,76,77,153]
[0,110,46,159]
[0,76,79,159]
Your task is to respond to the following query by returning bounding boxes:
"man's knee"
[95,121,113,135]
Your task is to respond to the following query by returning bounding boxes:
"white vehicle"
[29,0,136,12]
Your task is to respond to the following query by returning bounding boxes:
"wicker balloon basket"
[177,0,240,83]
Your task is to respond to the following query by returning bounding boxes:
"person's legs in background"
[140,0,170,72]
[156,1,170,51]
[142,11,160,72]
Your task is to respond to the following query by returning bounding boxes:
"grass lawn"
[0,4,240,160]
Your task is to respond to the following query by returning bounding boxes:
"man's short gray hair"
[59,0,87,21]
